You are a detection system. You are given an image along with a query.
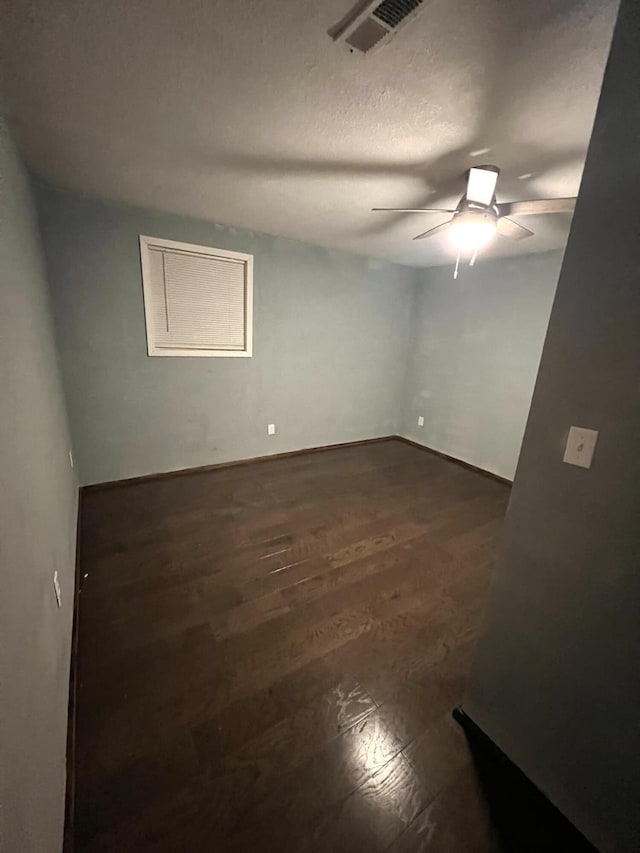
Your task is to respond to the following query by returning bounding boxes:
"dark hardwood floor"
[74,439,511,852]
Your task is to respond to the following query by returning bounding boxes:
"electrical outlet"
[53,571,62,608]
[267,423,276,435]
[563,426,598,469]
[418,416,424,427]
[69,449,74,469]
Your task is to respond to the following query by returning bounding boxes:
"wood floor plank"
[192,678,378,815]
[295,753,431,853]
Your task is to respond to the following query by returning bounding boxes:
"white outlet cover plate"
[563,426,598,469]
[267,424,276,435]
[418,416,424,427]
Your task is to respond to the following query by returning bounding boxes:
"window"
[139,235,253,357]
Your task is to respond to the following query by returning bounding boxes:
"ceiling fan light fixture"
[449,211,497,253]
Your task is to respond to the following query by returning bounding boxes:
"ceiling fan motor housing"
[449,208,498,251]
[454,204,498,224]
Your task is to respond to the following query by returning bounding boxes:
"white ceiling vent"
[330,0,425,54]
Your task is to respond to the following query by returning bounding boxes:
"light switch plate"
[563,426,598,469]
[267,423,276,435]
[418,416,424,427]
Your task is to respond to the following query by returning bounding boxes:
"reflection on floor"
[71,438,574,851]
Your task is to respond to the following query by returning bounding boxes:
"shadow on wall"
[414,294,478,460]
[402,251,565,481]
[454,710,597,853]
[415,308,521,466]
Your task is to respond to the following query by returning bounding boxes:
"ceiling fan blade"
[372,208,456,213]
[496,217,534,240]
[466,166,499,206]
[496,197,576,217]
[413,221,453,241]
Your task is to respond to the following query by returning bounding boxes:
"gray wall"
[0,116,77,852]
[401,252,563,480]
[36,185,416,486]
[466,2,640,851]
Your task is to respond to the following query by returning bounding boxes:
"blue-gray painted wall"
[466,3,640,848]
[401,252,564,480]
[36,184,416,485]
[0,116,77,853]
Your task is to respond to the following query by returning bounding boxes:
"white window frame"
[139,235,254,358]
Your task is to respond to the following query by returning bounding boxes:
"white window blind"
[139,236,253,357]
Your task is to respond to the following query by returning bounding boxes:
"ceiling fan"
[373,165,576,275]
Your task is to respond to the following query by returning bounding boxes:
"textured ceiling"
[0,0,618,266]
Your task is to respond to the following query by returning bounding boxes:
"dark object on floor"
[453,707,599,853]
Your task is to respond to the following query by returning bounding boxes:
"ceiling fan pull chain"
[453,251,461,280]
[470,247,479,267]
